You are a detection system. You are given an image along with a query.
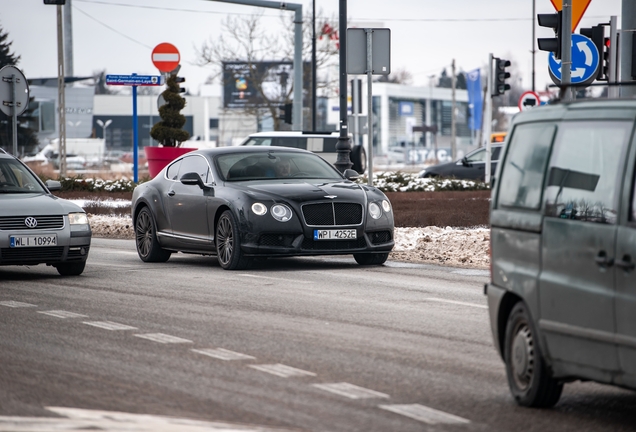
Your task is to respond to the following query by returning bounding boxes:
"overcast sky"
[1,0,623,96]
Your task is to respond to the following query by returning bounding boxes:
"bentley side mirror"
[461,157,470,167]
[343,169,360,180]
[180,172,206,189]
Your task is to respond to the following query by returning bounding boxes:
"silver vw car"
[0,149,91,275]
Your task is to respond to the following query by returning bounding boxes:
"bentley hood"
[239,180,366,203]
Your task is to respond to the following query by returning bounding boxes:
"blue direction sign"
[548,34,599,86]
[105,74,163,86]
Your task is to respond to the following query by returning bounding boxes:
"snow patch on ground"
[88,215,490,270]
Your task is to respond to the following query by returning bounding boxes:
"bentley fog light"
[369,202,382,219]
[382,200,391,212]
[271,204,292,222]
[251,202,267,216]
[69,212,89,225]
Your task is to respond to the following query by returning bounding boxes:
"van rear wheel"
[504,302,563,407]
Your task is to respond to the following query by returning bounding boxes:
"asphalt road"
[0,238,634,431]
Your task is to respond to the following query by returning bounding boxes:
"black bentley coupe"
[131,147,394,270]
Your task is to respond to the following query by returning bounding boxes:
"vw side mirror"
[45,179,61,191]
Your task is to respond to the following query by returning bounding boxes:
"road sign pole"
[132,75,139,183]
[11,74,18,156]
[609,16,619,99]
[561,0,572,100]
[484,54,493,186]
[56,4,67,176]
[366,28,373,186]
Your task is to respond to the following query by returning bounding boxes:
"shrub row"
[42,172,488,194]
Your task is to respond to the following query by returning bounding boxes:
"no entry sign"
[151,43,180,73]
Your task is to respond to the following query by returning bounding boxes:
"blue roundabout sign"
[548,34,600,86]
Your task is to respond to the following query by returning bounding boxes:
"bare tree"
[197,11,339,130]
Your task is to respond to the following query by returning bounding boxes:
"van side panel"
[490,225,542,323]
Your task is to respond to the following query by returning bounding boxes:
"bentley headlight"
[251,202,267,216]
[69,212,89,225]
[368,202,382,219]
[382,200,391,212]
[271,204,293,222]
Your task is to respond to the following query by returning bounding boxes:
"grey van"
[487,99,636,407]
[240,131,367,174]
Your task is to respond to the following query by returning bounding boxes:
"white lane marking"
[0,406,294,431]
[312,382,390,399]
[192,348,255,361]
[83,321,137,331]
[423,298,487,309]
[379,404,470,425]
[248,363,316,378]
[236,274,312,284]
[451,269,490,276]
[37,310,88,319]
[133,333,193,344]
[0,301,36,308]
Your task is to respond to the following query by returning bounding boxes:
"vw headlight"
[251,202,268,216]
[69,212,88,225]
[368,202,382,219]
[382,200,391,213]
[271,204,293,222]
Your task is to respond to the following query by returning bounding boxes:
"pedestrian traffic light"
[493,58,511,96]
[175,76,186,93]
[580,25,606,80]
[537,11,562,59]
[279,103,292,124]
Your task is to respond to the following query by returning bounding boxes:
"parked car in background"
[0,149,91,275]
[131,147,394,270]
[240,131,367,174]
[418,144,503,181]
[487,98,636,407]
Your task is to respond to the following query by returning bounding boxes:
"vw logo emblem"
[24,217,38,228]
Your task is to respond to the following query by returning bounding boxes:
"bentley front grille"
[302,203,362,226]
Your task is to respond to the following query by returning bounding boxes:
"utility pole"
[484,54,493,185]
[450,59,456,161]
[532,0,536,92]
[57,4,67,176]
[311,0,317,131]
[621,0,636,97]
[63,0,73,79]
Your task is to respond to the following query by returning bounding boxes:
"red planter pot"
[144,146,196,178]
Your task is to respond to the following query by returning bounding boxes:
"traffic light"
[279,103,292,124]
[602,36,611,82]
[580,25,606,80]
[175,76,186,93]
[537,11,562,59]
[493,58,511,96]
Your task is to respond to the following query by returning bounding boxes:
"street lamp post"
[335,0,353,173]
[96,119,112,147]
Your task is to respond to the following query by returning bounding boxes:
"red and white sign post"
[518,91,541,111]
[151,43,180,73]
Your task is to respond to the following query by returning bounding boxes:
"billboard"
[223,61,295,109]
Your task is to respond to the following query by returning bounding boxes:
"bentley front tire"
[135,207,171,263]
[353,252,389,265]
[216,210,252,270]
